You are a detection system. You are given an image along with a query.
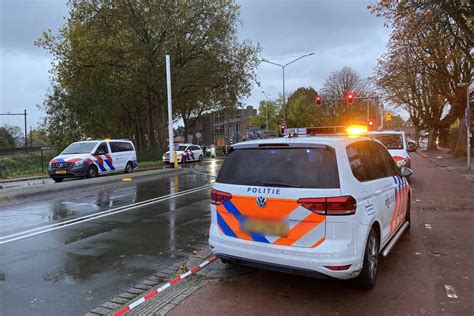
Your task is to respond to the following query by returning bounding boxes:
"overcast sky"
[0,0,391,130]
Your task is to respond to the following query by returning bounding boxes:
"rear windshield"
[216,147,340,188]
[369,134,403,150]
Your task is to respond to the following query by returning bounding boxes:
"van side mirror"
[400,166,413,177]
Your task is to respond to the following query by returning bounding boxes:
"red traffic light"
[279,124,287,136]
[314,95,322,105]
[347,93,355,104]
[367,119,375,130]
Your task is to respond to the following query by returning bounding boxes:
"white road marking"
[192,171,217,178]
[0,184,211,245]
[444,285,458,299]
[425,224,432,229]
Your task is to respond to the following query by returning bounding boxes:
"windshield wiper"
[260,181,302,188]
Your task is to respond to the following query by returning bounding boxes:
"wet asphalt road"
[0,160,222,315]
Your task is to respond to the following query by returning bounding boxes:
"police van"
[209,126,413,289]
[368,130,416,169]
[48,139,138,182]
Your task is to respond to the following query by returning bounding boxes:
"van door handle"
[375,189,382,194]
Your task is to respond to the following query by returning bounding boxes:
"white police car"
[209,126,413,289]
[162,143,204,164]
[368,130,416,169]
[48,139,137,182]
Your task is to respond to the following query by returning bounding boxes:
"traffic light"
[367,119,375,131]
[314,95,322,105]
[347,93,355,104]
[279,124,287,136]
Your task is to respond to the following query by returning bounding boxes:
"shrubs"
[0,151,56,178]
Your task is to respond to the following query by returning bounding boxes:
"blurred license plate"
[55,170,67,174]
[245,219,288,236]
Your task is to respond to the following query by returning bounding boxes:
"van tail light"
[296,198,326,215]
[210,189,232,205]
[393,156,407,167]
[297,196,356,216]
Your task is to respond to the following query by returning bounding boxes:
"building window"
[213,125,224,134]
[214,113,223,123]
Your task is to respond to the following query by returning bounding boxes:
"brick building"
[187,106,258,145]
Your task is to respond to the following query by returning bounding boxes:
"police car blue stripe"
[104,160,115,170]
[223,200,270,244]
[95,160,107,172]
[216,211,237,238]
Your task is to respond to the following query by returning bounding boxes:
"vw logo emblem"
[256,196,267,208]
[59,163,64,168]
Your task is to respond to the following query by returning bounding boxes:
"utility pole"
[166,54,175,168]
[30,125,33,148]
[24,109,27,152]
[0,110,27,153]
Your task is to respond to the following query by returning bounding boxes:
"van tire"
[53,177,64,183]
[125,162,133,173]
[181,156,186,164]
[355,227,379,290]
[199,155,204,162]
[86,165,98,178]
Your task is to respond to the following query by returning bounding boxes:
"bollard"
[173,152,178,168]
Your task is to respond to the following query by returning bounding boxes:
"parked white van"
[48,139,138,182]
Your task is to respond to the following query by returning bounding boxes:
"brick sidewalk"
[416,148,474,183]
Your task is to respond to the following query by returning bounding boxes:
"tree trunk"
[438,128,449,147]
[454,118,467,157]
[427,129,438,150]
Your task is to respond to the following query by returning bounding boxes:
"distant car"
[368,131,415,169]
[48,139,138,183]
[162,143,204,164]
[209,126,413,289]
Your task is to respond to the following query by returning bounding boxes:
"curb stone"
[89,247,246,316]
[86,260,188,316]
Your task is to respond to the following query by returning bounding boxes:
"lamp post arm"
[261,59,284,68]
[283,53,315,68]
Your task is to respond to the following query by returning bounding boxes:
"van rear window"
[216,147,340,188]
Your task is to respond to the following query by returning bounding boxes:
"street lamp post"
[261,91,272,132]
[457,82,471,170]
[262,53,315,124]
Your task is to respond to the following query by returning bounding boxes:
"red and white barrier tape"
[113,255,217,316]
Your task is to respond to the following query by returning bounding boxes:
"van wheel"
[86,165,98,178]
[181,156,186,164]
[355,227,379,290]
[53,177,64,183]
[124,162,133,173]
[199,155,204,162]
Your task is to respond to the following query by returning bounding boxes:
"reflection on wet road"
[0,160,222,315]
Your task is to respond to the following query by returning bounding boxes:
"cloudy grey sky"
[0,0,390,130]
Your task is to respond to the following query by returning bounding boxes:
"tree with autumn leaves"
[37,0,260,155]
[369,0,472,152]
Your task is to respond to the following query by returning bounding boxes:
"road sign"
[385,112,392,122]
